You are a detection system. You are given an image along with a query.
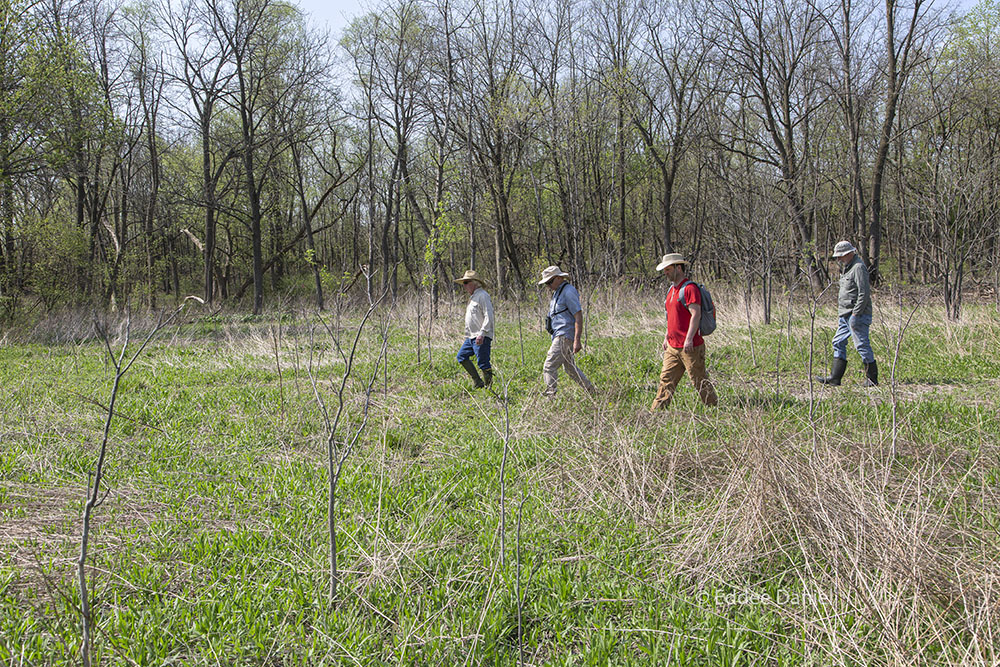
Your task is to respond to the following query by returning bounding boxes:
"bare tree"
[902,52,998,320]
[819,0,937,283]
[286,118,361,311]
[523,0,585,276]
[273,24,361,311]
[0,0,46,309]
[865,0,936,283]
[588,0,641,272]
[124,3,168,309]
[78,298,200,667]
[309,291,390,605]
[710,0,829,291]
[629,0,719,257]
[449,0,532,293]
[160,0,236,305]
[343,0,434,298]
[210,0,322,314]
[421,0,462,314]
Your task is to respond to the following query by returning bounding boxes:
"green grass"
[1,293,999,665]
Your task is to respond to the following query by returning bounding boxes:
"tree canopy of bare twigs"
[0,0,996,320]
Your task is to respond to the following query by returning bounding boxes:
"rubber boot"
[460,359,484,388]
[482,368,493,388]
[818,358,847,386]
[864,360,879,387]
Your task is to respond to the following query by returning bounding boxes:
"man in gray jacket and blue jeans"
[819,241,878,387]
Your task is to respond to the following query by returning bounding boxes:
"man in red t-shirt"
[651,253,718,410]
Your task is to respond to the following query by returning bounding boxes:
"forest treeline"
[0,0,997,322]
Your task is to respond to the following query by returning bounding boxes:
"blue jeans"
[832,314,874,364]
[457,337,492,370]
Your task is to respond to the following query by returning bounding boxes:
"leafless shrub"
[80,299,201,667]
[308,290,391,606]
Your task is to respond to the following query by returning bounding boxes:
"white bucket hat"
[655,253,688,272]
[831,241,857,258]
[830,241,858,259]
[538,265,570,285]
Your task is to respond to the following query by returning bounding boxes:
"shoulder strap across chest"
[672,280,694,307]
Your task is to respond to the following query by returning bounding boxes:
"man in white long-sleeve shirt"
[454,270,494,388]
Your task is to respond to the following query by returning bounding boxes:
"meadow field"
[1,286,999,665]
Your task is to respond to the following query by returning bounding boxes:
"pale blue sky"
[295,0,983,42]
[295,0,369,39]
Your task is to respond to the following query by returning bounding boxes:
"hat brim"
[831,250,853,259]
[656,260,685,271]
[538,272,568,285]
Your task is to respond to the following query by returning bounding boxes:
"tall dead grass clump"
[22,307,169,345]
[670,421,999,665]
[537,401,999,665]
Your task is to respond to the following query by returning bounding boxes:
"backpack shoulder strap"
[676,280,694,307]
[550,282,569,315]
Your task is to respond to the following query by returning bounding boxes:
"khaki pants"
[651,344,718,410]
[543,336,594,396]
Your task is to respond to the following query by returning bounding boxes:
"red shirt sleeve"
[682,283,702,306]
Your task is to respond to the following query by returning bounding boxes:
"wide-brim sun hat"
[831,241,857,258]
[454,269,485,285]
[538,265,570,285]
[655,253,688,272]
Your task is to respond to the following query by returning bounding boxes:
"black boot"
[818,358,847,386]
[864,360,878,387]
[482,368,493,388]
[460,359,484,388]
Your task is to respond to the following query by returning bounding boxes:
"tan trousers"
[543,336,595,396]
[650,344,718,410]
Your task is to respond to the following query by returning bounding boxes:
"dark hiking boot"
[818,358,847,386]
[482,368,493,388]
[460,359,485,389]
[864,360,879,387]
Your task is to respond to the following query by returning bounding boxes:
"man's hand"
[475,335,484,346]
[573,311,584,353]
[683,339,695,354]
[662,338,669,352]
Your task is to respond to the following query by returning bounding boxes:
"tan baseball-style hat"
[538,265,570,285]
[655,253,688,272]
[454,269,486,285]
[831,241,857,258]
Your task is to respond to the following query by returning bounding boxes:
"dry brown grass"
[523,397,1000,665]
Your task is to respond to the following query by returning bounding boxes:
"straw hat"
[537,265,570,285]
[655,253,688,272]
[454,269,486,285]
